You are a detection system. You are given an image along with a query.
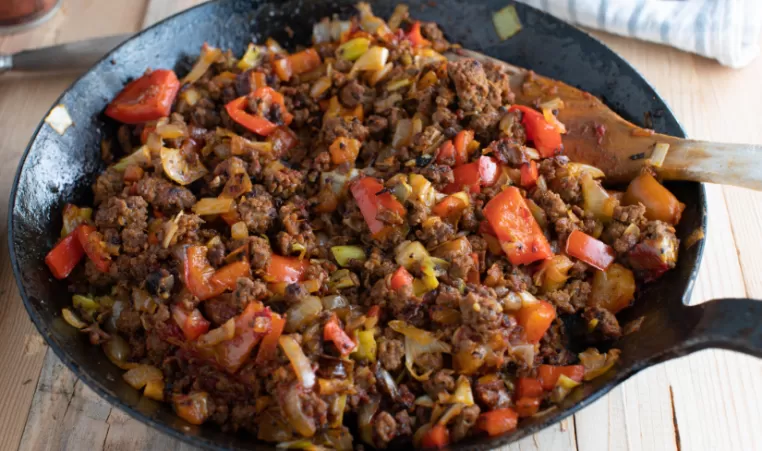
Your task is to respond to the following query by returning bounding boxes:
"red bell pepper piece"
[482,186,552,265]
[514,397,541,417]
[516,300,556,344]
[520,160,538,188]
[453,129,474,165]
[390,266,414,291]
[183,245,218,301]
[323,314,357,356]
[431,193,469,222]
[225,87,293,136]
[255,313,286,364]
[105,69,180,124]
[75,224,111,273]
[537,364,585,390]
[436,140,455,165]
[216,302,271,373]
[405,21,431,48]
[209,260,251,293]
[477,408,519,436]
[565,229,616,271]
[444,156,499,194]
[45,233,85,279]
[515,377,544,399]
[171,304,211,341]
[509,105,563,158]
[265,255,308,284]
[421,424,449,448]
[350,177,406,236]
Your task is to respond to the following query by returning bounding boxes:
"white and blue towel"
[515,0,762,68]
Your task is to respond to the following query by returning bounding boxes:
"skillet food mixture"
[45,4,685,449]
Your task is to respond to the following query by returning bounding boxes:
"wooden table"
[1,1,760,450]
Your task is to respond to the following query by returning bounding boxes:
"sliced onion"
[113,145,151,172]
[446,376,475,405]
[282,383,317,437]
[285,296,323,333]
[375,367,400,401]
[197,318,236,347]
[45,104,73,135]
[192,197,235,215]
[358,396,380,446]
[648,142,670,168]
[579,347,621,381]
[369,62,393,86]
[279,334,316,389]
[566,162,605,179]
[123,364,163,390]
[437,402,464,426]
[104,335,136,369]
[161,147,208,185]
[182,44,222,84]
[350,46,389,76]
[62,308,87,329]
[310,76,332,99]
[510,343,536,368]
[389,320,451,381]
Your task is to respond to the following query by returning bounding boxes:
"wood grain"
[5,2,762,451]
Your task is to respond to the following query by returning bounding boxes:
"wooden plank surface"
[1,1,760,450]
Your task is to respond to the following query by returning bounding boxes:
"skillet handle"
[682,298,762,358]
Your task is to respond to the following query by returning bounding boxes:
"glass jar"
[0,0,61,34]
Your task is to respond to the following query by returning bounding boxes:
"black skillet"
[8,0,762,449]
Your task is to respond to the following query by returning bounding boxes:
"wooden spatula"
[445,48,762,190]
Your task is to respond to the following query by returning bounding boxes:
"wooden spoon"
[445,48,762,190]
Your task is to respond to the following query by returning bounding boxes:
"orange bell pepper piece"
[516,300,556,344]
[477,408,519,436]
[565,229,616,271]
[537,364,584,390]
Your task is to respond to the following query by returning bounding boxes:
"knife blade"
[0,34,132,74]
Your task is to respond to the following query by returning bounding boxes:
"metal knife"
[0,34,131,74]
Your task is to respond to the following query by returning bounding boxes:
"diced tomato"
[105,69,180,124]
[482,187,552,265]
[453,129,474,165]
[390,266,414,291]
[537,364,585,390]
[565,229,616,271]
[516,300,556,343]
[209,260,251,293]
[216,303,270,373]
[444,156,499,194]
[515,377,544,399]
[467,252,480,284]
[329,137,361,165]
[421,424,449,448]
[520,160,538,188]
[273,48,322,81]
[45,233,85,279]
[75,224,111,273]
[268,126,300,156]
[171,305,210,341]
[515,397,541,417]
[324,314,357,356]
[350,177,405,236]
[508,105,563,158]
[405,21,431,48]
[436,140,455,165]
[183,245,218,301]
[265,255,308,284]
[255,313,286,364]
[477,408,518,436]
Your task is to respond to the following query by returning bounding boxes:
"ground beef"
[532,188,568,222]
[366,114,389,136]
[395,410,413,437]
[488,137,527,167]
[613,203,647,225]
[417,164,453,189]
[415,216,456,248]
[411,126,443,154]
[546,279,591,314]
[538,319,573,366]
[247,236,272,271]
[378,337,405,371]
[448,59,490,113]
[601,221,640,254]
[237,185,276,233]
[320,116,369,144]
[423,369,455,400]
[263,167,305,199]
[339,79,366,108]
[116,305,142,335]
[584,306,622,340]
[432,106,459,130]
[373,411,397,448]
[93,169,125,205]
[234,278,268,305]
[459,286,503,332]
[204,295,240,326]
[94,196,148,254]
[475,377,511,410]
[136,175,196,214]
[469,106,501,138]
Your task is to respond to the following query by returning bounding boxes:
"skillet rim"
[7,0,707,449]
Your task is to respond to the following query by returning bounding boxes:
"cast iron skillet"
[8,0,762,449]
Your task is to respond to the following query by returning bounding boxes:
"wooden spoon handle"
[660,140,762,191]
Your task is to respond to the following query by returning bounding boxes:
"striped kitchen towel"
[515,0,762,68]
